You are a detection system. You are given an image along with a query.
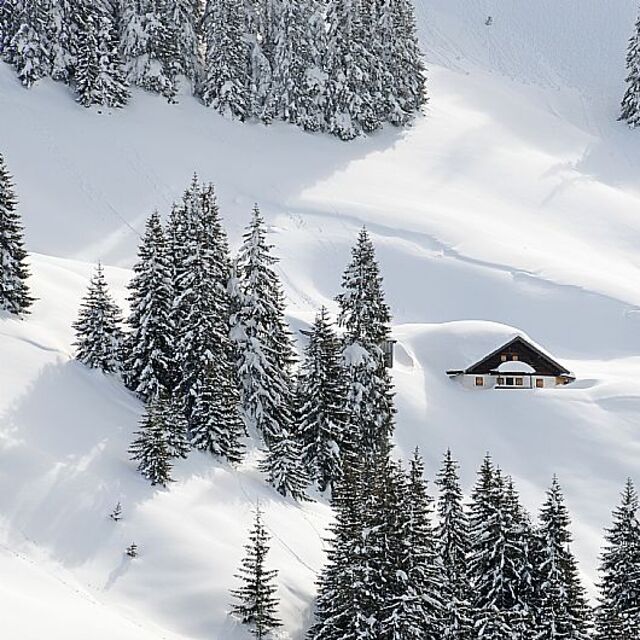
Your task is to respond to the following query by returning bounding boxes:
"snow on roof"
[495,360,536,374]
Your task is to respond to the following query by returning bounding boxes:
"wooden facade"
[447,336,575,390]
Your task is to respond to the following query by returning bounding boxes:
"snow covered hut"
[446,336,575,390]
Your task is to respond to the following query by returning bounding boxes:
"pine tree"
[190,370,245,464]
[296,307,349,493]
[75,3,129,108]
[534,476,591,640]
[156,393,190,459]
[73,263,124,373]
[118,0,176,99]
[1,0,23,66]
[125,210,174,400]
[336,227,395,457]
[0,153,33,316]
[621,10,640,128]
[163,0,200,89]
[379,450,442,639]
[10,0,49,87]
[259,428,309,501]
[308,454,376,640]
[200,0,250,119]
[270,0,323,129]
[129,400,174,486]
[47,0,75,83]
[244,0,274,122]
[232,206,296,444]
[436,449,473,640]
[323,0,376,139]
[594,478,640,640]
[231,507,282,640]
[170,178,245,464]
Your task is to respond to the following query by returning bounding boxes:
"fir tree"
[125,210,174,400]
[75,3,129,109]
[163,0,200,88]
[170,178,245,464]
[621,10,640,128]
[0,152,33,316]
[244,0,274,122]
[296,306,349,493]
[119,0,176,99]
[200,0,250,119]
[231,507,282,640]
[259,428,310,501]
[594,478,640,640]
[1,0,23,66]
[129,400,174,486]
[436,449,472,640]
[336,227,395,457]
[270,0,322,129]
[155,393,190,460]
[379,450,442,639]
[534,476,591,640]
[72,263,124,373]
[308,454,376,640]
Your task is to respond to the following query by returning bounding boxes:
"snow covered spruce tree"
[73,263,124,373]
[231,506,282,640]
[118,0,176,100]
[0,153,33,316]
[75,2,129,108]
[467,455,535,639]
[533,476,591,640]
[336,227,395,457]
[125,210,174,400]
[594,478,640,640]
[621,10,640,128]
[129,398,175,486]
[169,177,245,464]
[270,0,325,130]
[200,0,250,119]
[232,206,308,499]
[296,306,349,493]
[378,449,443,639]
[436,449,473,640]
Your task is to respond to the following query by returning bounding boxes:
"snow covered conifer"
[118,0,176,99]
[75,3,129,108]
[156,393,190,460]
[170,179,245,464]
[436,449,472,639]
[621,10,640,128]
[200,0,250,119]
[336,227,395,457]
[271,0,323,129]
[10,1,49,88]
[232,205,297,445]
[0,153,33,316]
[259,428,310,501]
[231,506,282,640]
[379,449,443,639]
[534,476,591,640]
[244,0,275,121]
[296,306,349,493]
[129,400,174,486]
[594,478,640,640]
[126,210,174,399]
[73,263,124,372]
[163,0,200,89]
[190,370,245,464]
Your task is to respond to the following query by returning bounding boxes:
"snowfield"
[3,1,640,638]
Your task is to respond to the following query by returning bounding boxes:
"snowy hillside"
[3,1,640,638]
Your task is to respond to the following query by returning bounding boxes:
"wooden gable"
[465,336,570,376]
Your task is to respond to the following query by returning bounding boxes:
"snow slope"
[3,1,640,637]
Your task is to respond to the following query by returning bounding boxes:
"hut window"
[512,355,519,361]
[515,378,524,387]
[501,355,507,362]
[497,377,504,385]
[475,377,484,387]
[536,379,544,388]
[506,377,514,386]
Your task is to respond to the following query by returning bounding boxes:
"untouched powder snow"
[3,1,640,638]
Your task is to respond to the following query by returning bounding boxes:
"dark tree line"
[0,0,427,139]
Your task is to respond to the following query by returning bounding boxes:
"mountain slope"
[2,2,640,638]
